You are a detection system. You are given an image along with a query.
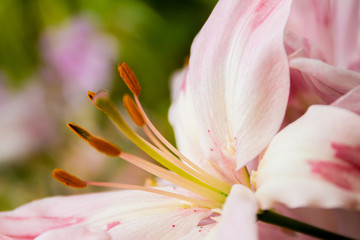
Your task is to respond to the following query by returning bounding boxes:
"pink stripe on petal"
[106,221,121,231]
[252,0,281,30]
[331,143,360,170]
[308,160,360,191]
[0,216,83,239]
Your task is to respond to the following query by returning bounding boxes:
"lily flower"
[1,0,359,239]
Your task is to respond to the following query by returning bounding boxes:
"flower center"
[53,63,232,209]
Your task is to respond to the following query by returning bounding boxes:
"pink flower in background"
[0,79,54,162]
[41,16,117,105]
[0,16,118,162]
[1,0,360,239]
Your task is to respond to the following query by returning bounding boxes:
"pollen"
[118,62,141,97]
[123,94,145,126]
[52,169,87,188]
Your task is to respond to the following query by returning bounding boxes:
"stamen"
[86,181,221,209]
[134,96,232,193]
[88,91,95,101]
[68,123,121,156]
[52,169,87,188]
[88,91,103,111]
[67,122,91,140]
[52,169,220,208]
[118,62,141,97]
[143,125,173,153]
[144,178,157,187]
[123,94,145,127]
[119,152,226,203]
[88,91,224,195]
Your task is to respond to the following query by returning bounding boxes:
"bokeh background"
[0,0,217,210]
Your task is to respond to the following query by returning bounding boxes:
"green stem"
[257,210,354,240]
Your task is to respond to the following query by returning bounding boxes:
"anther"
[88,91,95,101]
[123,94,145,126]
[118,62,141,97]
[68,123,121,156]
[52,169,87,188]
[68,122,91,141]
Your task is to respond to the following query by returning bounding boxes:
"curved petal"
[290,57,360,103]
[255,105,360,210]
[0,190,212,239]
[186,0,291,174]
[332,85,360,115]
[209,185,258,240]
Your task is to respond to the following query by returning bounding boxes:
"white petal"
[255,105,360,209]
[35,226,110,240]
[209,185,258,240]
[0,190,211,239]
[107,207,213,240]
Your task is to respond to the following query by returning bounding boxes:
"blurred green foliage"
[0,0,218,210]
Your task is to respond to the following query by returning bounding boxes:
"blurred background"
[0,0,217,210]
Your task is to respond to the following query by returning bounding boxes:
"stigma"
[53,63,232,209]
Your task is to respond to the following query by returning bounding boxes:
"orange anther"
[68,123,121,156]
[123,94,145,126]
[52,169,87,188]
[118,62,141,97]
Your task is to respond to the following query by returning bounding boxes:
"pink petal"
[286,0,332,62]
[35,226,110,240]
[286,0,360,68]
[210,185,258,240]
[331,1,360,68]
[255,105,360,210]
[290,57,360,103]
[185,0,291,176]
[332,85,360,115]
[0,190,212,239]
[283,68,324,126]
